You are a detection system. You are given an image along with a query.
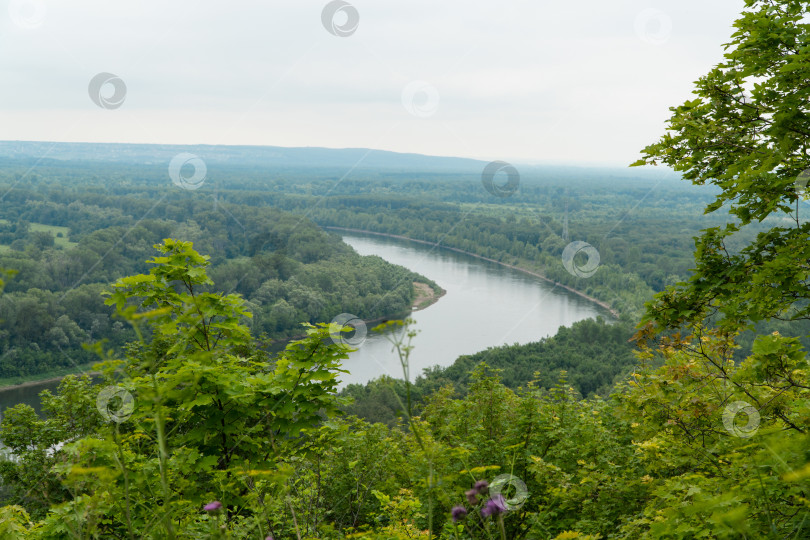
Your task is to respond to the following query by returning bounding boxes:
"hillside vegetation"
[2,0,810,537]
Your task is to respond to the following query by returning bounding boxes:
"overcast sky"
[0,0,743,166]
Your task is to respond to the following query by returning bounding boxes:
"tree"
[7,239,350,538]
[633,0,810,334]
[628,1,810,536]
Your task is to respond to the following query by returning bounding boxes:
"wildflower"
[474,479,488,494]
[481,494,508,518]
[204,501,222,512]
[451,505,467,522]
[465,488,478,505]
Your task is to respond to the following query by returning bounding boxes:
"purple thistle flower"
[465,488,478,505]
[451,505,467,522]
[481,494,508,518]
[474,479,489,494]
[204,501,222,512]
[491,494,508,511]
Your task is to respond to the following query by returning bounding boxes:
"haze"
[0,0,741,166]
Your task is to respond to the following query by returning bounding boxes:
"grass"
[0,222,78,251]
[29,223,70,236]
[56,238,79,249]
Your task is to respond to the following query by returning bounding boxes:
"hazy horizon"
[0,137,667,170]
[1,0,742,168]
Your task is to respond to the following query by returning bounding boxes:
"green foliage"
[0,126,760,382]
[430,317,636,398]
[633,0,810,335]
[341,317,637,425]
[0,376,100,519]
[0,240,351,538]
[617,327,810,537]
[623,3,810,535]
[6,2,810,537]
[0,267,13,293]
[0,201,426,379]
[0,505,32,539]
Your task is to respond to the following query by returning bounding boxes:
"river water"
[0,232,610,413]
[337,233,610,387]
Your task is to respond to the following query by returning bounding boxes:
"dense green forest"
[3,0,810,538]
[0,192,439,380]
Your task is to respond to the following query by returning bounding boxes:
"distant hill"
[0,140,679,186]
[0,140,488,173]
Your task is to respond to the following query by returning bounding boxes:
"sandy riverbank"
[412,281,446,311]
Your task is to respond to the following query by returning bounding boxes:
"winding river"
[0,232,610,412]
[337,233,610,387]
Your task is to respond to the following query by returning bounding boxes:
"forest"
[1,0,810,538]
[0,192,439,381]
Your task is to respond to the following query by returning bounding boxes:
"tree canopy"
[634,0,810,333]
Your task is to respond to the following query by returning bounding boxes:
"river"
[0,232,610,413]
[337,233,610,387]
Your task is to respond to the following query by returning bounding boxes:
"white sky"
[0,0,743,166]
